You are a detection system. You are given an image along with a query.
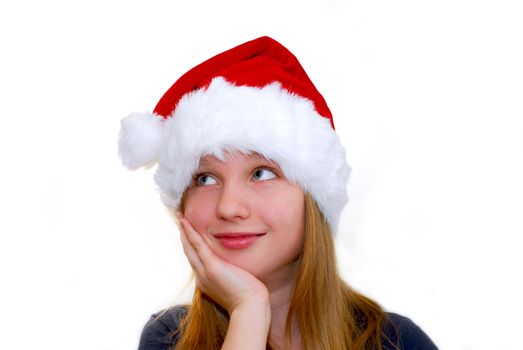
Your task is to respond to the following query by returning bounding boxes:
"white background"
[1,1,522,349]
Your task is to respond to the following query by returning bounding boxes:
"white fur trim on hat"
[118,112,165,170]
[147,77,351,233]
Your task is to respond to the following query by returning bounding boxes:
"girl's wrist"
[223,302,271,349]
[231,296,271,329]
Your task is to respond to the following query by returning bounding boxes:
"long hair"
[174,192,398,350]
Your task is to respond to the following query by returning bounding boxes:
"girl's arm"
[222,297,271,349]
[179,216,271,349]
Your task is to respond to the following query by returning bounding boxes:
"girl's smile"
[213,232,266,250]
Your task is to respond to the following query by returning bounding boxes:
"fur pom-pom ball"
[118,112,165,170]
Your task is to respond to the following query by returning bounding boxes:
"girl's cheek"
[185,194,215,232]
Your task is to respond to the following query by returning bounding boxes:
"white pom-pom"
[118,112,164,170]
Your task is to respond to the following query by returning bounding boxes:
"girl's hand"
[178,215,270,315]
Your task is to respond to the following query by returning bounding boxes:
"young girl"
[119,36,438,350]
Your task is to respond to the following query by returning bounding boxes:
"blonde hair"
[173,192,398,350]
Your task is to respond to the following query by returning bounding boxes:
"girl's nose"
[216,183,250,221]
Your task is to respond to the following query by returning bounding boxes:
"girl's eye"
[252,167,277,181]
[195,174,217,186]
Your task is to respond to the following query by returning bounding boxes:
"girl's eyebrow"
[197,154,281,171]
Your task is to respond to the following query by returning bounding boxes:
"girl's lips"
[213,233,265,250]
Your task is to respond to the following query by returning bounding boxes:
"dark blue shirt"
[138,306,438,349]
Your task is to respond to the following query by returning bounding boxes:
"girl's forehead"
[198,151,279,168]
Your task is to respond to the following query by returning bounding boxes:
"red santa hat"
[118,36,350,233]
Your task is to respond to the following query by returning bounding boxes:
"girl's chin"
[223,258,261,273]
[217,256,266,278]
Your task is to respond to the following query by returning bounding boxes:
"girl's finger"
[179,217,220,270]
[179,221,204,275]
[179,217,205,250]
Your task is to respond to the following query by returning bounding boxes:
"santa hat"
[118,36,350,233]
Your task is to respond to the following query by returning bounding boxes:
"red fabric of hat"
[153,36,335,129]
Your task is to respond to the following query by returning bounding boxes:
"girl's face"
[183,152,305,284]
